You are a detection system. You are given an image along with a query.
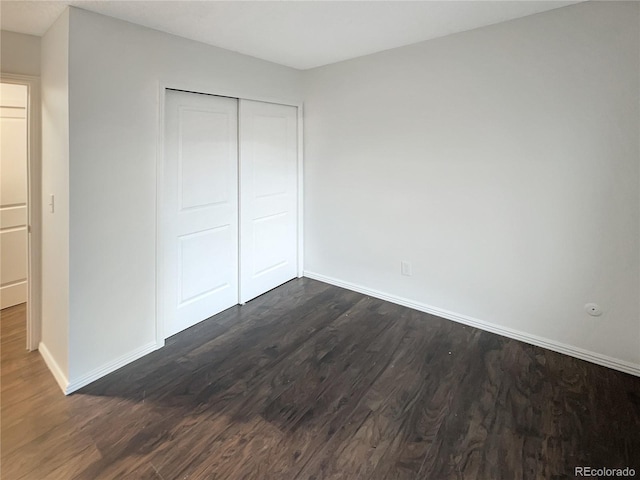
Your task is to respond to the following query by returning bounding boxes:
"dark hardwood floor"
[2,278,639,479]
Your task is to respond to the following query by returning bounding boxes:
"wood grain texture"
[2,279,639,479]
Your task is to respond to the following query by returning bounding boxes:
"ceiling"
[1,1,581,70]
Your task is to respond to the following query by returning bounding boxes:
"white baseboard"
[65,341,161,394]
[38,341,69,394]
[1,281,27,309]
[304,271,640,377]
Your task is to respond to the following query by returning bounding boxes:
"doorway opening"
[0,76,41,351]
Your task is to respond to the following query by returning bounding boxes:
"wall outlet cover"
[584,303,602,317]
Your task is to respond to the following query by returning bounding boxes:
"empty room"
[1,1,639,478]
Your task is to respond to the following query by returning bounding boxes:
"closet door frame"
[155,83,304,346]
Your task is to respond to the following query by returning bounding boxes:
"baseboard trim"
[38,341,69,394]
[1,281,27,309]
[65,341,162,394]
[303,271,640,377]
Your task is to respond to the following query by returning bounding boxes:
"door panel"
[178,226,233,304]
[179,108,233,210]
[240,100,298,303]
[163,90,238,338]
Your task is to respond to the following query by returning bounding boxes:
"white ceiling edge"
[1,1,585,70]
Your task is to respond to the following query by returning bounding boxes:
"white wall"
[65,8,303,388]
[40,10,70,388]
[303,2,640,373]
[1,31,41,76]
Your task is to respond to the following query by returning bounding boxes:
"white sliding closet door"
[163,90,239,338]
[239,100,298,303]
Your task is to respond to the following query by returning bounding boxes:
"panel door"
[0,83,28,309]
[163,90,238,337]
[239,100,298,303]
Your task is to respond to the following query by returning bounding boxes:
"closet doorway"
[159,89,300,339]
[1,77,41,352]
[1,83,29,311]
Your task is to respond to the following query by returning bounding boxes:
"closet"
[161,89,298,338]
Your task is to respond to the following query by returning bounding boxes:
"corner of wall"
[38,341,70,394]
[39,6,71,390]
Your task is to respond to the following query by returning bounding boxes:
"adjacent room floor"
[2,278,639,479]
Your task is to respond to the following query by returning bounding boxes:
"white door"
[163,90,239,338]
[0,83,28,309]
[239,100,298,303]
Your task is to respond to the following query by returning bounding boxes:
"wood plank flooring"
[2,278,639,479]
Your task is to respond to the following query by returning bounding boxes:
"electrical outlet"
[584,303,602,317]
[401,261,412,276]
